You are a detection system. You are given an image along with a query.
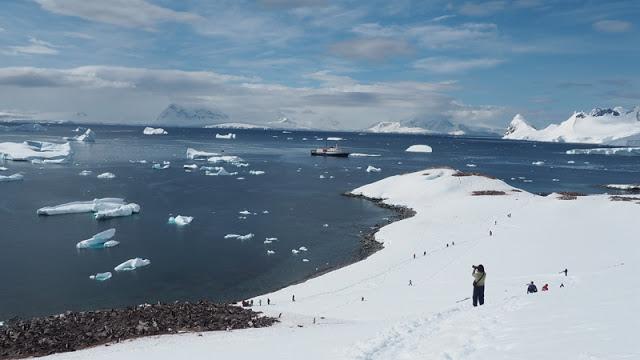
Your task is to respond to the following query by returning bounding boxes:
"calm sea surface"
[1,125,638,319]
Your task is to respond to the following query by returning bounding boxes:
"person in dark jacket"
[472,264,486,307]
[527,281,538,293]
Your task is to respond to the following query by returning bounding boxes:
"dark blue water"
[1,125,638,319]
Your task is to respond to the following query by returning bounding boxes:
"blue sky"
[0,0,638,129]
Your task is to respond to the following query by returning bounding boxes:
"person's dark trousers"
[473,285,485,306]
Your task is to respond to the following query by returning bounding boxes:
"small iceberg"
[143,127,168,135]
[291,249,299,254]
[207,155,246,167]
[249,170,265,175]
[267,250,275,255]
[187,148,219,160]
[152,161,170,170]
[168,215,193,226]
[366,165,381,173]
[205,167,237,176]
[299,246,308,251]
[405,145,433,153]
[466,164,477,168]
[239,210,252,215]
[327,137,344,141]
[532,161,545,166]
[114,258,150,272]
[97,172,116,179]
[0,173,23,182]
[78,170,93,176]
[76,228,118,249]
[65,128,96,142]
[349,153,381,157]
[184,164,198,170]
[216,133,236,140]
[566,147,640,156]
[89,272,112,281]
[0,167,7,171]
[302,258,309,262]
[224,233,254,240]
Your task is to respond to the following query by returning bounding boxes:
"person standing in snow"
[542,284,549,291]
[472,265,486,307]
[560,268,568,276]
[527,281,538,293]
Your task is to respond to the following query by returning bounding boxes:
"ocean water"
[1,125,639,319]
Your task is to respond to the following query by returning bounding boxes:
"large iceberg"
[0,141,71,162]
[0,173,23,182]
[186,148,220,160]
[143,127,168,135]
[76,228,118,249]
[37,198,139,218]
[65,128,96,142]
[168,215,193,226]
[114,258,150,272]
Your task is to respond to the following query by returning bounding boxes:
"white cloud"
[330,38,413,60]
[593,20,633,33]
[5,37,59,55]
[35,0,200,30]
[414,57,504,73]
[458,1,507,17]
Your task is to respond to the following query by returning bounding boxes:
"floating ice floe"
[239,210,252,215]
[184,164,198,170]
[327,137,344,141]
[264,237,278,244]
[291,249,299,254]
[224,233,254,240]
[143,127,168,135]
[205,167,237,176]
[186,148,220,160]
[552,178,560,182]
[97,172,116,179]
[0,140,71,162]
[236,177,245,180]
[216,133,236,139]
[0,167,7,171]
[78,170,93,176]
[168,215,193,226]
[152,161,170,170]
[89,272,112,281]
[299,246,308,251]
[466,164,477,168]
[302,258,309,262]
[605,184,640,191]
[405,145,433,153]
[76,228,118,249]
[267,250,275,255]
[129,160,148,164]
[65,128,96,142]
[565,147,640,156]
[349,153,381,157]
[37,198,139,217]
[366,165,381,173]
[249,170,265,175]
[532,161,545,166]
[207,155,247,167]
[0,173,23,182]
[567,160,575,164]
[323,223,329,227]
[114,258,150,272]
[95,203,141,220]
[262,210,269,214]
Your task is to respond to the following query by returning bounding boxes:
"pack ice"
[114,258,150,272]
[37,198,140,219]
[76,228,119,249]
[0,140,71,162]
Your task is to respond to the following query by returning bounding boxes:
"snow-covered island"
[40,168,640,359]
[504,107,640,145]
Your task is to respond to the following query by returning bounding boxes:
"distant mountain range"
[503,107,640,145]
[365,118,498,136]
[154,104,229,127]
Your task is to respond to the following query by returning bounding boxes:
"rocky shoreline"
[0,301,276,359]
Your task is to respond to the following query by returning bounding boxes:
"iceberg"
[565,147,640,156]
[349,153,381,157]
[238,210,252,215]
[183,164,198,170]
[205,167,237,176]
[249,170,265,175]
[152,161,170,170]
[605,184,640,191]
[299,246,308,251]
[0,167,6,171]
[224,233,254,240]
[0,141,71,162]
[78,170,93,176]
[94,203,140,220]
[89,272,112,281]
[76,228,117,249]
[114,258,150,272]
[216,133,236,139]
[327,137,344,141]
[267,250,275,255]
[366,165,381,173]
[168,215,193,226]
[405,145,433,153]
[186,148,219,160]
[532,161,545,166]
[143,127,168,135]
[64,128,96,142]
[38,198,129,216]
[207,155,247,167]
[0,173,23,182]
[97,172,116,179]
[291,249,299,254]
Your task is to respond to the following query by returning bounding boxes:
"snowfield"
[41,169,639,360]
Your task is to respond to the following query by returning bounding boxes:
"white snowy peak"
[503,106,640,145]
[365,121,429,134]
[155,104,229,127]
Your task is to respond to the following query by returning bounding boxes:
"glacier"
[0,140,71,162]
[76,228,118,249]
[114,258,150,272]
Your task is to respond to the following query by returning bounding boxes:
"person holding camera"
[472,264,486,307]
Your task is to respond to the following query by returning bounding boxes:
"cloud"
[592,19,633,33]
[413,57,504,73]
[458,1,507,17]
[34,0,200,30]
[5,37,58,55]
[330,38,413,61]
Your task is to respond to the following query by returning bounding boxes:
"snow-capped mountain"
[267,116,310,130]
[366,118,497,136]
[503,107,640,145]
[365,121,430,134]
[155,104,229,127]
[204,123,269,130]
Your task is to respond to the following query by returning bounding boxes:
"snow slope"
[504,107,640,145]
[41,169,639,360]
[365,121,430,134]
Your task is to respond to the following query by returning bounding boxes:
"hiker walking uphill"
[471,264,486,307]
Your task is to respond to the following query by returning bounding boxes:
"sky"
[0,0,638,130]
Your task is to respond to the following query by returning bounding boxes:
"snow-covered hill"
[204,123,268,130]
[43,169,640,360]
[154,104,229,127]
[503,107,640,145]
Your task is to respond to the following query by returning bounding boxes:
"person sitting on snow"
[527,281,538,294]
[542,284,549,291]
